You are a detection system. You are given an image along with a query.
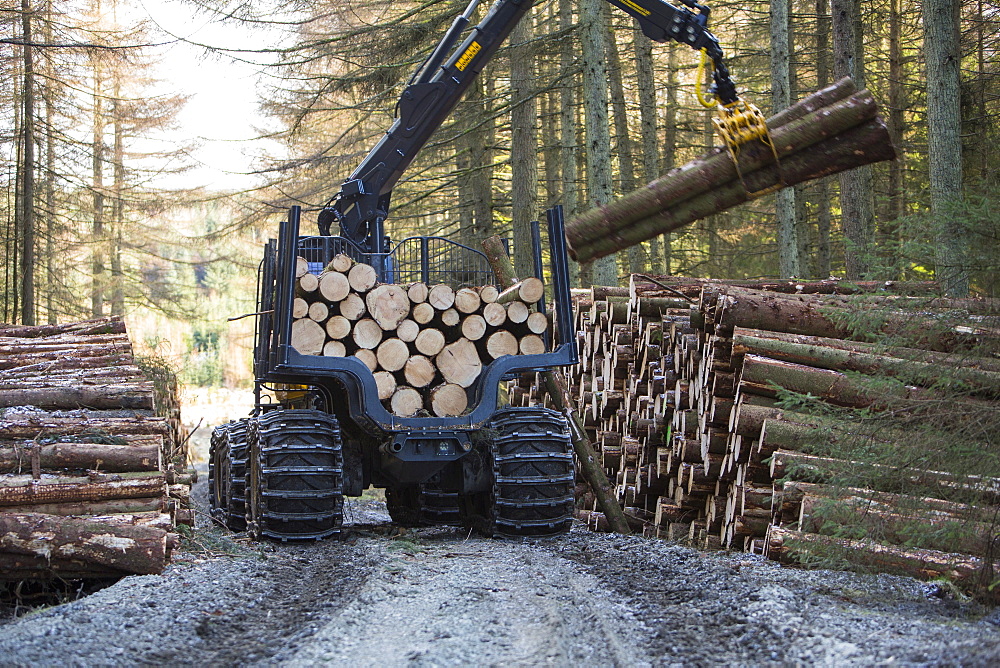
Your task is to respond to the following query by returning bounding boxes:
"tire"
[468,407,575,538]
[246,409,344,541]
[208,421,250,532]
[208,425,230,525]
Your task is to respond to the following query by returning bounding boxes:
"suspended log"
[567,92,897,262]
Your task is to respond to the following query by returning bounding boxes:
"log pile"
[509,277,1000,598]
[291,254,549,417]
[0,317,192,579]
[565,78,897,263]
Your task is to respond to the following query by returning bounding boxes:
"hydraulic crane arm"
[318,0,742,251]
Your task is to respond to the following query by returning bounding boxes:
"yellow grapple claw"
[713,100,785,199]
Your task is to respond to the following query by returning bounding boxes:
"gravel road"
[1,478,998,667]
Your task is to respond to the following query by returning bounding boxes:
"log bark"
[0,316,126,338]
[0,496,167,516]
[766,525,999,599]
[0,385,154,410]
[568,118,897,262]
[0,417,170,439]
[0,443,160,473]
[0,512,172,577]
[0,472,166,506]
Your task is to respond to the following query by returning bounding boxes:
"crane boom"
[318,0,742,255]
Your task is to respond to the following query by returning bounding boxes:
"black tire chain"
[208,424,229,525]
[225,419,250,532]
[245,409,344,541]
[482,406,576,538]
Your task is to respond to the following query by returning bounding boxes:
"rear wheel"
[246,409,344,541]
[385,484,461,527]
[208,421,249,531]
[465,407,575,537]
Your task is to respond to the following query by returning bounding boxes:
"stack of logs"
[0,317,193,580]
[508,276,1000,597]
[291,254,549,417]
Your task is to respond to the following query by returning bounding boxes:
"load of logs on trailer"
[0,317,193,580]
[291,253,548,417]
[564,78,896,263]
[506,276,1000,600]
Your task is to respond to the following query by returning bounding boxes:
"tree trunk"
[510,11,538,281]
[831,0,875,279]
[771,0,799,278]
[19,0,36,325]
[580,0,618,286]
[923,0,968,296]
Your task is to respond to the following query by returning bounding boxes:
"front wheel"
[465,407,575,538]
[246,409,344,541]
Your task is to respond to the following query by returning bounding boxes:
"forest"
[1,0,998,381]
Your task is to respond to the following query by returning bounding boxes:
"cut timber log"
[403,356,436,388]
[0,443,160,473]
[428,284,456,310]
[323,340,347,357]
[430,383,468,417]
[308,301,329,322]
[415,328,446,356]
[354,349,378,372]
[326,253,353,273]
[567,113,896,262]
[0,472,166,506]
[340,293,367,320]
[0,385,154,410]
[454,288,482,314]
[766,525,1000,600]
[348,263,378,293]
[486,331,518,359]
[291,318,326,356]
[326,315,351,340]
[352,319,383,349]
[319,271,350,302]
[436,338,482,388]
[366,284,410,330]
[376,338,409,372]
[0,513,173,577]
[374,371,397,401]
[407,282,429,303]
[390,387,423,417]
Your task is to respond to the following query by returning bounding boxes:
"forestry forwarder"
[210,0,760,540]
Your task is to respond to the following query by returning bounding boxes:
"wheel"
[466,407,575,538]
[245,409,344,541]
[208,425,230,525]
[226,420,250,532]
[385,484,461,528]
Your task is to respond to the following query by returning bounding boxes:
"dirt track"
[1,481,999,667]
